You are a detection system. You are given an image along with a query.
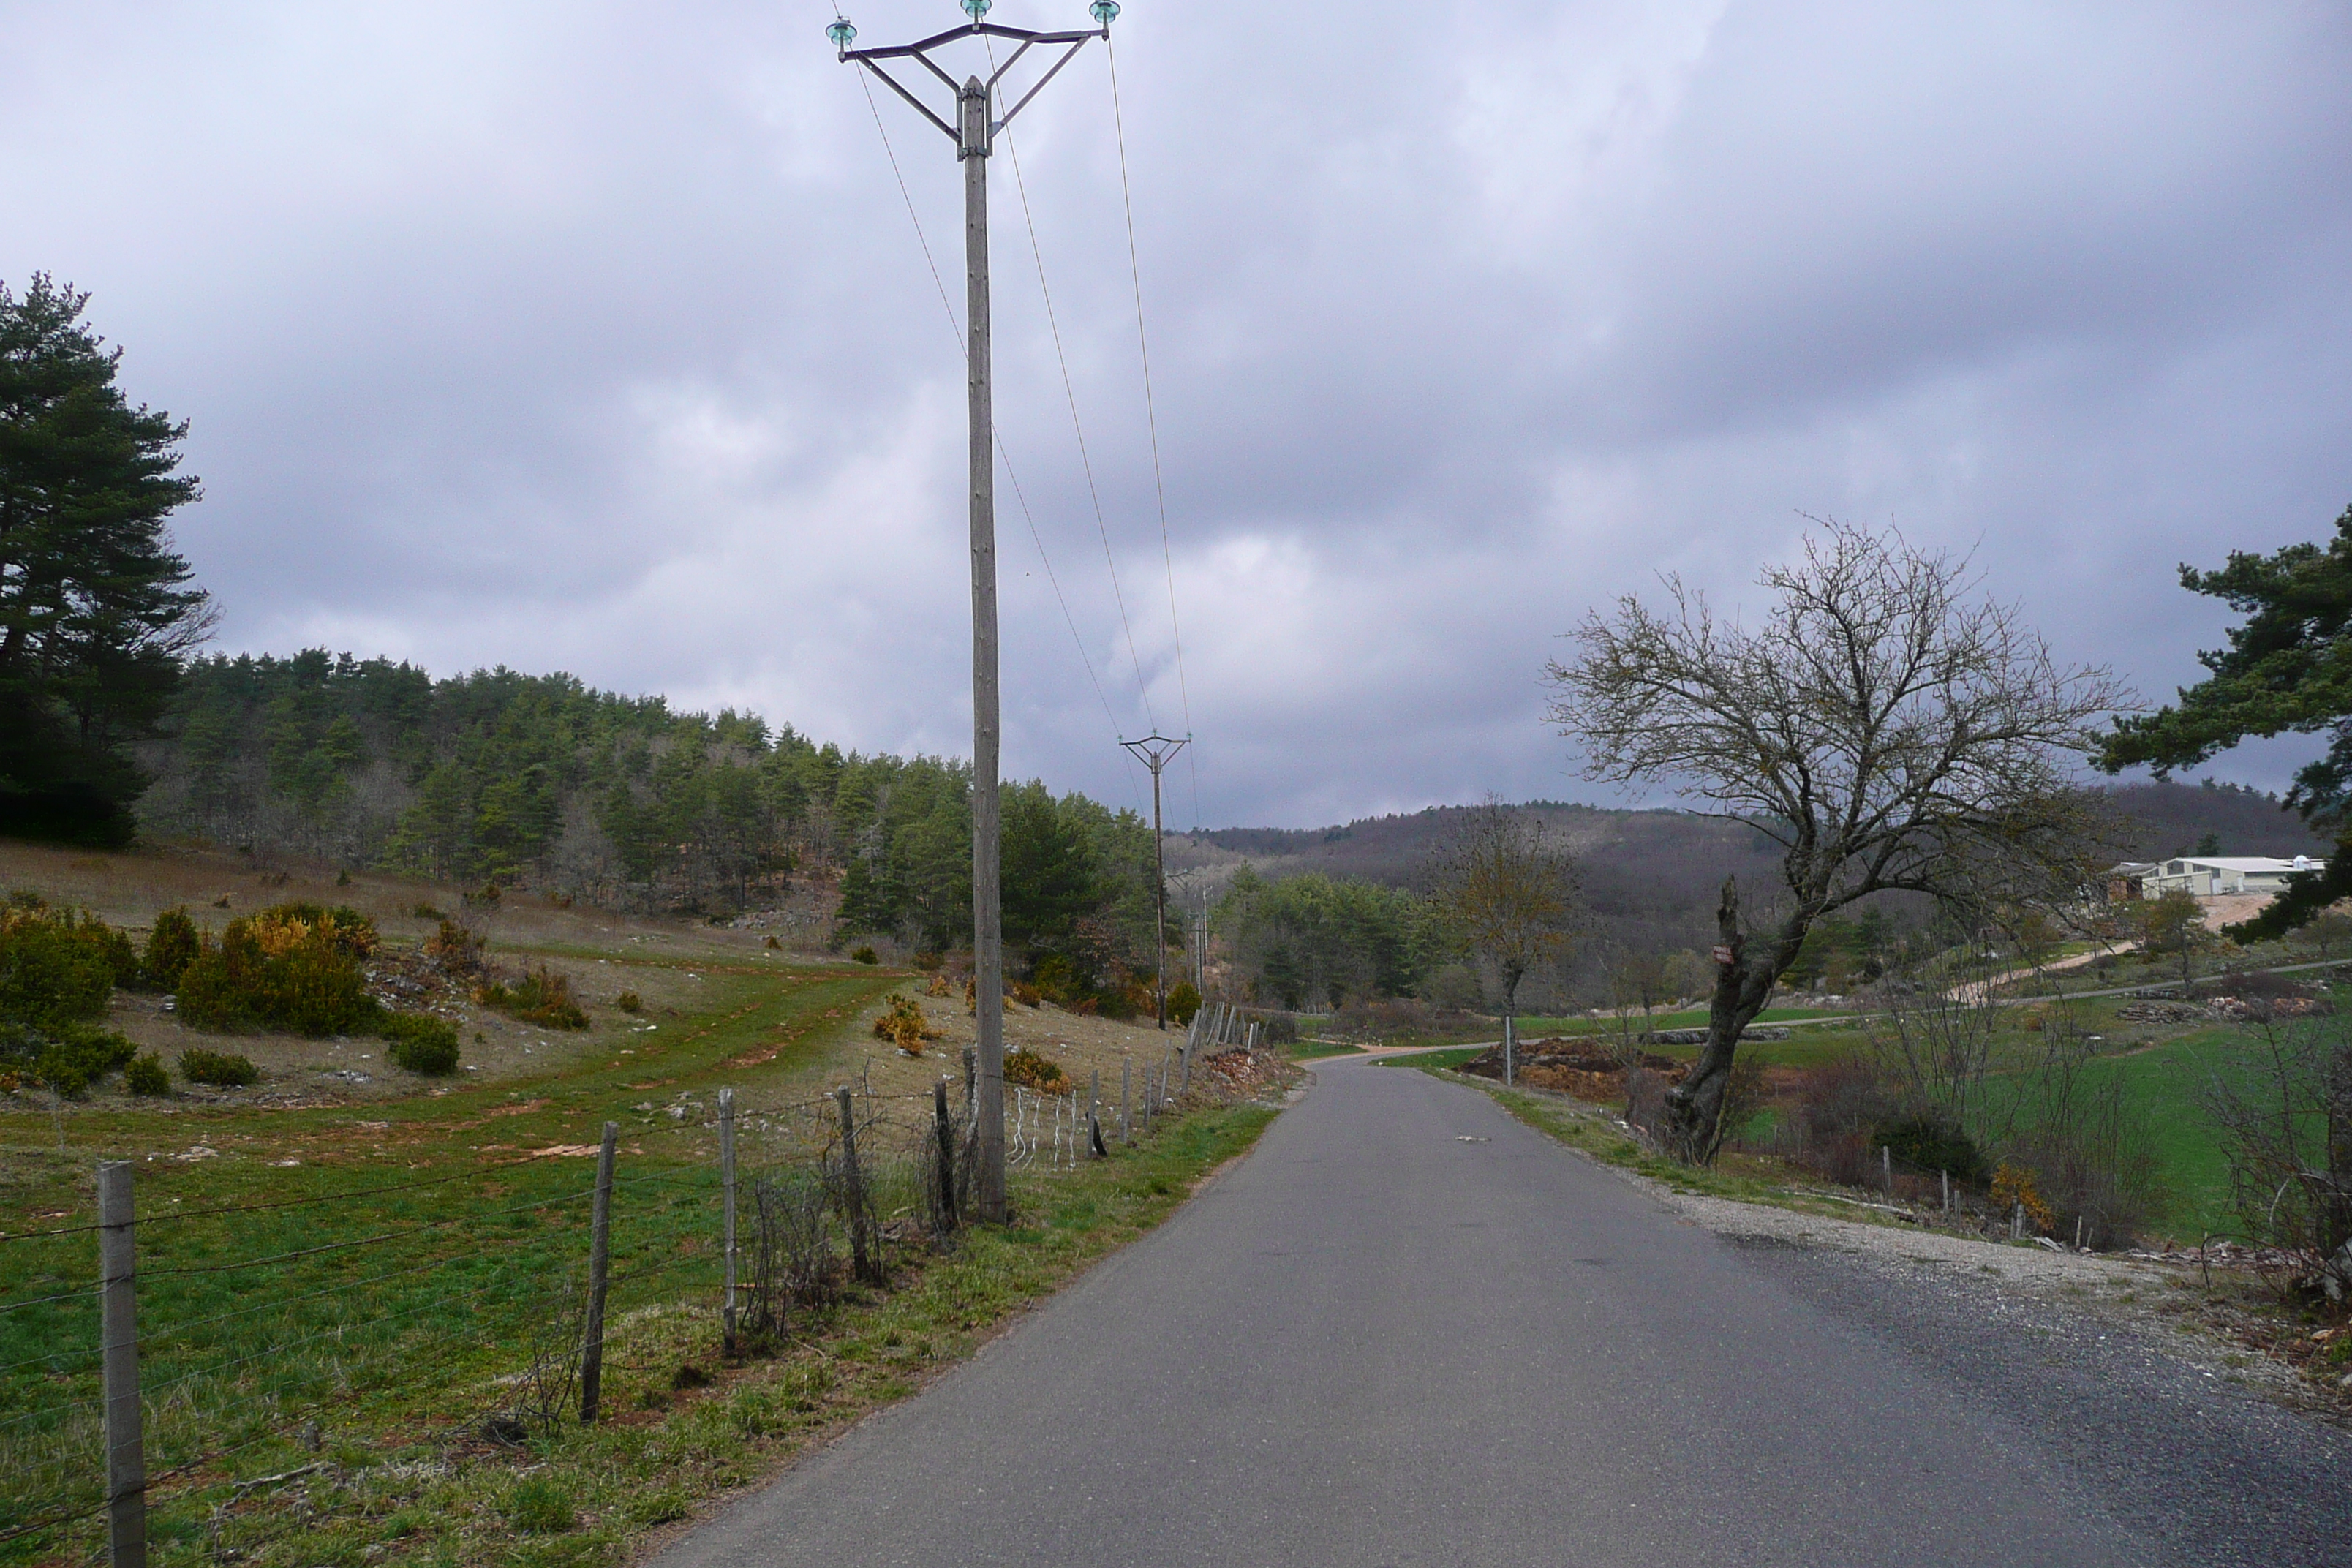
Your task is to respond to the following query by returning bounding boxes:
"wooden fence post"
[579,1121,617,1423]
[1120,1055,1133,1146]
[98,1161,143,1568]
[934,1077,958,1232]
[1088,1069,1105,1158]
[719,1088,737,1356]
[837,1087,878,1283]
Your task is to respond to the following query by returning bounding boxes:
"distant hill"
[1164,780,2326,960]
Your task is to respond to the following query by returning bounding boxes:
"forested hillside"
[132,652,1157,994]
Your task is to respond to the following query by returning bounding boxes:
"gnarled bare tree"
[1546,520,2127,1161]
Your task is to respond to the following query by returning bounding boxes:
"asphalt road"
[653,1057,2352,1568]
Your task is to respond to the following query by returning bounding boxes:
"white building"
[2138,855,2317,898]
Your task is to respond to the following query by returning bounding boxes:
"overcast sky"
[6,1,2348,828]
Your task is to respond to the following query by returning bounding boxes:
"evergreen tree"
[0,276,211,842]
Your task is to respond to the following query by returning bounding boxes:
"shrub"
[179,1048,260,1087]
[504,1477,574,1536]
[1030,953,1081,1006]
[1167,980,1202,1026]
[124,1053,171,1096]
[0,1021,137,1097]
[614,990,643,1014]
[0,905,128,1030]
[1871,1113,1986,1186]
[872,994,934,1053]
[176,910,375,1036]
[379,1012,461,1075]
[142,908,203,991]
[475,965,588,1029]
[1988,1161,2057,1234]
[851,945,879,965]
[423,919,482,975]
[411,902,443,920]
[1003,1047,1068,1091]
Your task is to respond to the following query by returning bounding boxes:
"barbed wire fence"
[0,1009,1272,1566]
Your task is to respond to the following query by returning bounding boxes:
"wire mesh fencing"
[0,1029,1285,1566]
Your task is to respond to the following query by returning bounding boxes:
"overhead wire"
[985,42,1161,739]
[1105,33,1203,828]
[850,39,1147,813]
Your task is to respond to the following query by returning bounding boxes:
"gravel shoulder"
[1436,1069,2352,1567]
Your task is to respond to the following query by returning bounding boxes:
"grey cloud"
[3,0,2345,826]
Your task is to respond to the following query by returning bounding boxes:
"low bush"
[851,945,879,965]
[1003,1046,1068,1091]
[0,1021,137,1097]
[871,994,934,1053]
[1166,980,1202,1027]
[475,965,588,1029]
[178,1047,260,1087]
[0,902,135,1030]
[378,1012,461,1075]
[614,990,643,1014]
[124,1052,171,1096]
[1870,1113,1986,1186]
[141,907,203,991]
[177,913,374,1036]
[423,919,481,974]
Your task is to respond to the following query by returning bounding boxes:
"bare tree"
[1546,520,2127,1161]
[2206,1011,2352,1300]
[1425,798,1580,1082]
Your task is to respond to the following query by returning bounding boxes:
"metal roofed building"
[2139,856,2318,898]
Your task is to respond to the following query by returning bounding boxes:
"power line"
[1106,34,1202,829]
[853,53,1145,813]
[987,39,1160,736]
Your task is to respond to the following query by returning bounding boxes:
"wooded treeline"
[132,650,1159,990]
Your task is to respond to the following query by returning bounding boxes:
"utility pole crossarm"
[838,18,1109,151]
[1120,734,1190,1029]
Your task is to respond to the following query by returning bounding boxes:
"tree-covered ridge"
[135,652,1158,984]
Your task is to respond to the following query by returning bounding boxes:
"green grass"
[1285,1040,1365,1061]
[1509,1005,1844,1036]
[0,946,1285,1568]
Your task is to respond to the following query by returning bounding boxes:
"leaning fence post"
[837,1086,876,1282]
[1088,1069,1105,1158]
[719,1088,737,1356]
[1941,1168,1950,1214]
[1881,1145,1892,1198]
[98,1161,143,1568]
[1120,1055,1133,1146]
[579,1121,617,1423]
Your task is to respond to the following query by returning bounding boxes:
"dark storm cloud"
[4,1,2346,826]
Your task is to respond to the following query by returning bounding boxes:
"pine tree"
[0,275,211,843]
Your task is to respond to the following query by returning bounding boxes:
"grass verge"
[34,1103,1278,1568]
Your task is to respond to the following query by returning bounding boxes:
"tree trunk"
[1660,878,1781,1162]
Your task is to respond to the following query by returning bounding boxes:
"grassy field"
[1509,1005,1848,1036]
[1406,995,2304,1243]
[0,844,1286,1567]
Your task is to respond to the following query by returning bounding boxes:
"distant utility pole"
[832,0,1119,1224]
[1120,734,1188,1027]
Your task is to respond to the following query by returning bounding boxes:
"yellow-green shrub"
[176,903,377,1036]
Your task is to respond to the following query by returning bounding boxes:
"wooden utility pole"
[1120,734,1188,1027]
[834,0,1117,1222]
